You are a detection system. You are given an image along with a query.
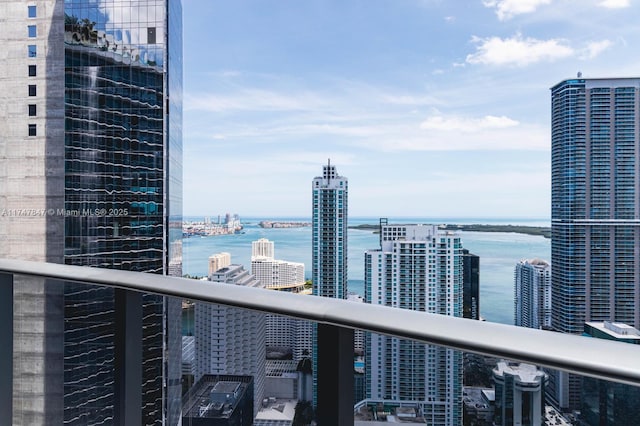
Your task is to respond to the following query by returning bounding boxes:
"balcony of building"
[2,259,640,425]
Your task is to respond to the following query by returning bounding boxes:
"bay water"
[183,217,550,325]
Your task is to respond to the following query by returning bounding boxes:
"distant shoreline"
[349,223,551,239]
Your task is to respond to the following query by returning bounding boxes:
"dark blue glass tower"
[551,77,640,333]
[63,1,182,424]
[551,77,640,410]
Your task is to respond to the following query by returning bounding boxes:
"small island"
[259,220,311,228]
[349,223,551,239]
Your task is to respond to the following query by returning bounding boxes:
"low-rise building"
[493,361,547,426]
[182,375,254,426]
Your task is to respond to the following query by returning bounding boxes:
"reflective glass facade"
[62,1,182,424]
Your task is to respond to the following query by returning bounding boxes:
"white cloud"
[353,119,548,152]
[579,40,613,59]
[185,89,328,112]
[482,0,552,20]
[466,34,573,66]
[420,114,519,132]
[597,0,630,8]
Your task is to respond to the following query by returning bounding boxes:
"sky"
[181,0,640,219]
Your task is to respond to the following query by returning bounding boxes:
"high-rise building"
[462,249,480,320]
[312,160,348,299]
[252,238,275,260]
[311,160,348,407]
[551,77,640,409]
[514,258,551,329]
[0,1,183,424]
[551,77,640,333]
[196,262,266,418]
[251,238,305,291]
[493,361,548,426]
[365,223,463,425]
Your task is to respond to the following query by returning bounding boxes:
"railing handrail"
[2,258,640,388]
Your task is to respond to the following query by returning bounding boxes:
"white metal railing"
[2,258,640,425]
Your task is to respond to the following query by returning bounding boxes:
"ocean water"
[182,217,550,325]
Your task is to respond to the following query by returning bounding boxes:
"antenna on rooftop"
[577,71,582,78]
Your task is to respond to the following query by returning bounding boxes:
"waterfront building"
[252,238,275,260]
[551,77,640,331]
[312,160,348,299]
[493,361,548,426]
[365,223,463,425]
[251,240,305,291]
[551,76,640,409]
[0,1,182,424]
[195,262,266,418]
[582,322,640,425]
[209,252,231,276]
[462,249,480,320]
[249,239,311,362]
[514,258,551,329]
[311,160,349,406]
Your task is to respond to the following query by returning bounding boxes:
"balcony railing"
[2,258,640,425]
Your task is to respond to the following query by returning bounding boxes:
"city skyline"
[182,0,640,218]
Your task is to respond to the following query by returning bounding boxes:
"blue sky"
[182,0,639,219]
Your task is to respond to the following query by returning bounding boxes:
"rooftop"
[586,321,640,340]
[182,375,251,420]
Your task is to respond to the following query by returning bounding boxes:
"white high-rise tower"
[515,259,551,329]
[252,238,275,260]
[312,160,348,299]
[311,160,348,408]
[365,222,463,425]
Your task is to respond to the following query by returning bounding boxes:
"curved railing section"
[2,258,639,386]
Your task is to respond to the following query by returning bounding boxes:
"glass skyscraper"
[0,1,182,424]
[551,77,640,332]
[551,76,640,409]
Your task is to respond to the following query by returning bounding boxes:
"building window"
[28,124,36,136]
[28,85,36,96]
[28,5,36,18]
[28,104,36,116]
[28,25,36,38]
[28,45,36,57]
[28,65,36,76]
[147,27,156,44]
